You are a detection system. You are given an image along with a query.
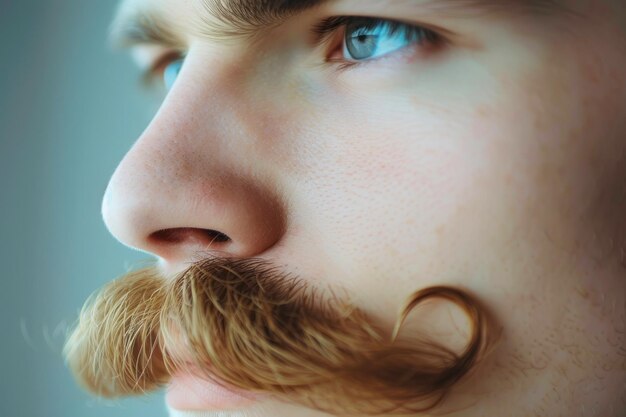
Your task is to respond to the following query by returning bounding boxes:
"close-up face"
[65,0,626,416]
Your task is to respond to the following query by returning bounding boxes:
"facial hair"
[64,257,496,415]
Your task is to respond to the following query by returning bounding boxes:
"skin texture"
[100,0,626,415]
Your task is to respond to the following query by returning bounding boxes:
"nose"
[102,52,285,265]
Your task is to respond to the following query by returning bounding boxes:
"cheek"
[489,31,626,264]
[283,95,504,312]
[446,29,626,376]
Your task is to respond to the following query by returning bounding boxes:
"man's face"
[87,0,626,415]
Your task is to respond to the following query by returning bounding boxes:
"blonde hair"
[64,258,496,415]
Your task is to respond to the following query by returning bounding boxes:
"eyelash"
[313,16,438,70]
[142,16,444,83]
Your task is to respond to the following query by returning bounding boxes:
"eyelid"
[312,15,455,44]
[140,49,185,87]
[312,16,449,69]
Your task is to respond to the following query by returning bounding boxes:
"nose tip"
[101,144,285,265]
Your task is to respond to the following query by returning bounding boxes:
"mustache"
[64,257,496,415]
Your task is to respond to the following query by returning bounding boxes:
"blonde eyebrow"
[110,0,567,48]
[109,0,329,47]
[109,8,184,48]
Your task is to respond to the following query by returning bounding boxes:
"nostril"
[204,229,231,243]
[149,228,231,246]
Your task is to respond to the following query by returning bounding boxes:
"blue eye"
[163,59,184,90]
[343,19,434,61]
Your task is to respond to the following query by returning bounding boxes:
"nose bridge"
[102,51,285,264]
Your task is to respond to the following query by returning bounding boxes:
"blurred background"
[0,1,168,416]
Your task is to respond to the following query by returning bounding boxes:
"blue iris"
[344,19,425,61]
[163,59,184,90]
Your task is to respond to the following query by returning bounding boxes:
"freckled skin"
[104,0,626,415]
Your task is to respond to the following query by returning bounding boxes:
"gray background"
[0,1,168,416]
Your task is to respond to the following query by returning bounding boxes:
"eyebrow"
[110,0,566,48]
[110,7,184,48]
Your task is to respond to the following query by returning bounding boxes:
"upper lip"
[166,367,262,411]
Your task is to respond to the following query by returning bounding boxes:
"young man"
[65,0,626,416]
